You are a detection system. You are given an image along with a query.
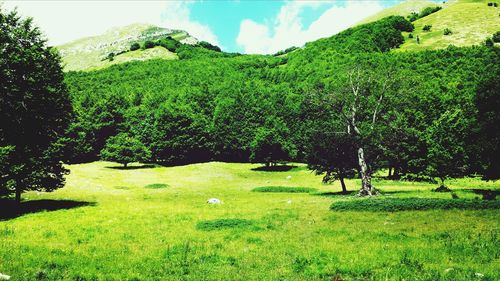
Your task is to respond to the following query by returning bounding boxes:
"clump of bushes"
[143,40,156,49]
[492,31,500,42]
[330,198,500,212]
[433,185,452,192]
[196,219,255,231]
[130,42,140,51]
[443,28,453,35]
[487,2,498,7]
[408,33,414,39]
[252,186,317,193]
[422,25,432,32]
[144,183,169,189]
[407,6,442,22]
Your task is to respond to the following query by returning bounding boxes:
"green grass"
[196,219,257,231]
[144,183,169,189]
[0,161,498,280]
[252,186,317,193]
[357,0,439,25]
[399,0,500,51]
[330,197,500,212]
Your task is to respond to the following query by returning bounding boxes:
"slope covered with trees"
[61,15,500,195]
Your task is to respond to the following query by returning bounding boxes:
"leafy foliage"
[0,8,72,202]
[100,133,151,167]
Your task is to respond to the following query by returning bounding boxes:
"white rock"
[286,200,292,204]
[0,273,11,280]
[444,268,454,273]
[286,176,292,180]
[475,273,484,278]
[207,198,222,204]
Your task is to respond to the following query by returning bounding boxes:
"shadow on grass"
[0,199,96,220]
[105,164,158,170]
[251,165,297,172]
[313,191,356,197]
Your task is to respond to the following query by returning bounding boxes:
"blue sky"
[188,0,403,53]
[4,0,409,54]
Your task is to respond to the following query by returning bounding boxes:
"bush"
[485,37,494,47]
[330,198,500,212]
[196,219,255,231]
[252,186,317,193]
[433,185,452,192]
[143,40,156,49]
[422,25,432,32]
[408,33,414,39]
[443,28,452,35]
[130,42,140,51]
[492,31,500,42]
[144,183,169,189]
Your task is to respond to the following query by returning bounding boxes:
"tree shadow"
[313,191,356,197]
[0,199,96,221]
[105,164,158,170]
[457,188,499,200]
[251,165,297,172]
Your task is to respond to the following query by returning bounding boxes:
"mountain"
[56,23,199,71]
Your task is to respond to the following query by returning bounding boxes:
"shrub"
[443,28,452,35]
[433,185,452,192]
[196,219,255,231]
[107,52,115,61]
[252,186,317,193]
[143,40,156,49]
[492,31,500,42]
[422,25,432,32]
[330,198,500,212]
[408,33,414,39]
[130,42,140,51]
[144,183,169,189]
[485,37,494,47]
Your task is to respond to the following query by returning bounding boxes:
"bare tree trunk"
[388,167,392,178]
[357,147,373,196]
[339,176,347,194]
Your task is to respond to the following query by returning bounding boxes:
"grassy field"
[0,162,499,280]
[399,0,500,51]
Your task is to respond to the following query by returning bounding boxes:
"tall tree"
[0,8,73,203]
[100,133,151,167]
[317,60,401,196]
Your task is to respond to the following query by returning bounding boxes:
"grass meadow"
[0,162,498,280]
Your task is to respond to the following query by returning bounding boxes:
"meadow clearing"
[0,162,498,281]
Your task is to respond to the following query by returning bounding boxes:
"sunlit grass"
[0,161,498,280]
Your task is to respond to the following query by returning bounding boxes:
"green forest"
[1,4,499,280]
[61,16,499,194]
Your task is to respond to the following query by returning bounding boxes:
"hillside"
[399,0,500,51]
[357,0,439,25]
[57,23,198,71]
[359,0,499,51]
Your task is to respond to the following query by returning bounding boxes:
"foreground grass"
[0,162,498,280]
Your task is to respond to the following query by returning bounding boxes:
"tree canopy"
[0,8,72,202]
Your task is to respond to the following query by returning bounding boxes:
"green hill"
[56,23,198,71]
[399,0,500,51]
[360,0,499,51]
[358,0,439,25]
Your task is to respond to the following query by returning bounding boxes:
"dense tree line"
[3,12,498,199]
[61,16,500,195]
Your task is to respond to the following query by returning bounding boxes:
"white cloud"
[237,0,384,54]
[1,0,219,46]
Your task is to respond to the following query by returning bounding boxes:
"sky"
[1,0,405,54]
